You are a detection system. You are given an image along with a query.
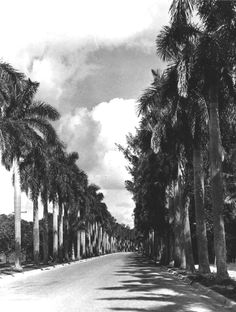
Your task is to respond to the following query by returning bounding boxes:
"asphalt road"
[0,253,233,312]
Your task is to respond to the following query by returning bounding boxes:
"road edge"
[0,252,120,284]
[164,267,236,311]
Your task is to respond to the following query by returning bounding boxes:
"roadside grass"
[167,266,236,303]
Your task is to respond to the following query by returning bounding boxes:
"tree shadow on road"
[97,253,223,312]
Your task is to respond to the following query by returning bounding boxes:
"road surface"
[0,253,233,311]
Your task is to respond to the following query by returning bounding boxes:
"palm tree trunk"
[209,88,228,279]
[13,157,22,271]
[103,232,107,253]
[94,222,99,255]
[173,179,181,267]
[174,163,186,268]
[98,225,102,255]
[167,185,175,265]
[58,200,64,263]
[91,222,95,255]
[173,181,183,267]
[87,223,91,256]
[33,196,40,266]
[53,201,58,261]
[81,229,86,258]
[71,240,75,261]
[77,230,81,260]
[193,144,210,273]
[183,196,195,272]
[153,229,158,261]
[107,234,111,253]
[42,197,49,264]
[89,223,93,256]
[64,205,69,262]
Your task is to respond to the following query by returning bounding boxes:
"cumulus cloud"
[56,98,139,226]
[57,98,138,183]
[1,0,170,88]
[102,189,135,227]
[1,0,170,55]
[0,0,169,117]
[0,0,172,225]
[57,107,105,172]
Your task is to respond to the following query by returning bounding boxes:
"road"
[0,253,233,312]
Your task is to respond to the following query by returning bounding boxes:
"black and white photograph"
[0,0,236,311]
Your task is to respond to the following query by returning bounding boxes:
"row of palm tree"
[121,0,236,280]
[0,62,134,270]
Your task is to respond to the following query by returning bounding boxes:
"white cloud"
[0,0,171,72]
[102,189,135,228]
[1,0,170,47]
[56,98,139,225]
[89,98,139,226]
[92,98,138,147]
[0,0,172,226]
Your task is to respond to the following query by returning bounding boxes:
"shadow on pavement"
[97,253,222,312]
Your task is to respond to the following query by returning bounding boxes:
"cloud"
[0,0,172,226]
[56,98,139,226]
[1,0,171,55]
[102,189,135,227]
[57,97,138,179]
[0,1,169,117]
[57,107,104,173]
[1,0,170,88]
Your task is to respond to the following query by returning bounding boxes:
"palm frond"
[156,26,179,61]
[0,62,25,83]
[25,101,60,121]
[170,0,194,25]
[25,118,57,143]
[18,79,39,109]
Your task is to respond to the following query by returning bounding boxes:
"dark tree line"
[120,0,236,280]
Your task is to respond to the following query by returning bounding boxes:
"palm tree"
[137,66,196,270]
[48,147,66,262]
[192,0,236,279]
[40,140,64,264]
[5,78,60,268]
[19,103,59,266]
[0,75,59,270]
[68,169,88,260]
[52,200,59,260]
[156,0,211,273]
[48,149,80,262]
[20,145,42,266]
[0,62,27,271]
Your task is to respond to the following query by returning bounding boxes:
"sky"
[0,0,171,227]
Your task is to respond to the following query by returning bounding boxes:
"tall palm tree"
[62,152,80,261]
[48,147,66,262]
[40,140,64,264]
[68,169,88,260]
[2,78,60,267]
[0,62,27,271]
[138,67,196,270]
[156,0,211,273]
[48,149,80,262]
[46,142,65,262]
[192,0,236,279]
[21,143,57,266]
